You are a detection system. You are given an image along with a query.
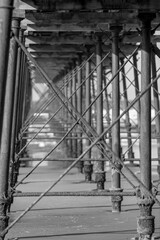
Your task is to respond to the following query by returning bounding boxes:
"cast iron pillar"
[95,36,105,190]
[72,66,78,159]
[67,70,73,158]
[151,50,160,180]
[16,61,28,160]
[10,28,24,192]
[110,25,123,212]
[64,73,69,130]
[21,65,30,127]
[137,12,156,240]
[0,0,14,135]
[0,17,21,236]
[76,56,84,173]
[16,49,26,137]
[84,52,93,181]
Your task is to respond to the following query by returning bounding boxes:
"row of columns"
[0,14,32,239]
[61,14,159,240]
[0,9,159,240]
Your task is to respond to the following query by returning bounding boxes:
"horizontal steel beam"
[25,11,139,25]
[30,52,79,58]
[18,157,159,162]
[25,34,97,46]
[13,191,137,197]
[27,44,86,52]
[19,0,160,11]
[25,32,150,46]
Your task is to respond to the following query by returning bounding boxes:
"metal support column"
[151,50,160,179]
[64,73,68,127]
[84,53,93,181]
[0,17,20,235]
[16,61,28,161]
[72,66,78,159]
[67,70,73,158]
[21,65,30,127]
[137,12,156,240]
[10,28,24,192]
[16,54,26,137]
[110,26,123,212]
[76,56,84,173]
[95,36,105,190]
[0,0,14,134]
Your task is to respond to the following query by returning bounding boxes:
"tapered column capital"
[138,12,156,24]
